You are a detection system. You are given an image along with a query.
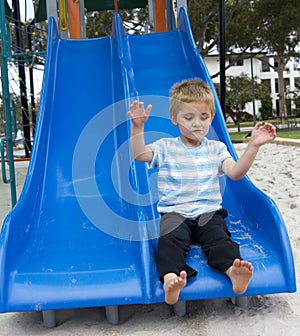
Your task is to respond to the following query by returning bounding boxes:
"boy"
[128,78,276,305]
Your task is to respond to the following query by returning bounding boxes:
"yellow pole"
[59,0,68,31]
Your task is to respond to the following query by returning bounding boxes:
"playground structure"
[0,0,296,327]
[0,0,179,207]
[1,0,48,207]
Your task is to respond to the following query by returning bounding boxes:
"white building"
[204,53,300,118]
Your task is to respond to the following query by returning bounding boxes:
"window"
[294,58,300,71]
[229,56,244,66]
[261,56,270,72]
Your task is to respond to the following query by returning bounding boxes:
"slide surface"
[0,9,296,313]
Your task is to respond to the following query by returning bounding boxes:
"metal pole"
[148,0,155,31]
[0,0,17,206]
[46,0,59,23]
[26,24,36,137]
[165,0,173,31]
[219,0,226,120]
[250,53,257,125]
[12,0,32,158]
[176,0,187,16]
[79,0,86,38]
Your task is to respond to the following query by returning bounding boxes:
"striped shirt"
[147,137,232,218]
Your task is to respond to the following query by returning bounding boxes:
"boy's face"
[171,101,213,147]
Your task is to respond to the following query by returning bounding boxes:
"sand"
[0,142,299,335]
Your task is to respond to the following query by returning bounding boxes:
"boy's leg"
[225,259,253,294]
[156,212,196,304]
[156,212,197,280]
[163,271,187,305]
[195,209,253,294]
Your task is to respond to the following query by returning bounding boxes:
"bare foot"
[225,259,253,294]
[163,271,187,305]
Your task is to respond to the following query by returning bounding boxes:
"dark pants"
[156,209,241,282]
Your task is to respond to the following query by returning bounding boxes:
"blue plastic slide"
[0,9,296,313]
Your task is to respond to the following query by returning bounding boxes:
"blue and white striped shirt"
[148,137,232,218]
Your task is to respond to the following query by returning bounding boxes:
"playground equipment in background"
[0,0,179,207]
[0,8,296,326]
[1,1,48,205]
[34,0,173,38]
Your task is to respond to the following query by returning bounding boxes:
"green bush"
[292,108,300,117]
[259,97,273,120]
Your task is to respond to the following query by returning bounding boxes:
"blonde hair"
[170,78,216,120]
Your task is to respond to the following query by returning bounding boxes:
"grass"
[229,132,249,142]
[228,128,300,142]
[276,131,300,139]
[227,119,300,142]
[227,122,253,129]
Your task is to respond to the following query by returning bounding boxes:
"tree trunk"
[276,60,287,123]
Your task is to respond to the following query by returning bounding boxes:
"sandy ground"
[0,143,299,335]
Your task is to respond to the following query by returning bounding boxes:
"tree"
[226,73,254,113]
[187,0,219,56]
[259,93,274,120]
[85,10,115,38]
[226,0,300,120]
[214,72,270,122]
[188,0,250,57]
[85,8,148,38]
[188,0,300,120]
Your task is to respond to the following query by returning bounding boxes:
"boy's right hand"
[128,101,152,127]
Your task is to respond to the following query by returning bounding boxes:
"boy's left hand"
[250,122,276,147]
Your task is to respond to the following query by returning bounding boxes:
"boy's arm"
[130,124,154,162]
[222,122,276,180]
[128,101,154,162]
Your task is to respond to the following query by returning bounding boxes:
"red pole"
[68,0,81,38]
[114,0,119,12]
[154,0,167,32]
